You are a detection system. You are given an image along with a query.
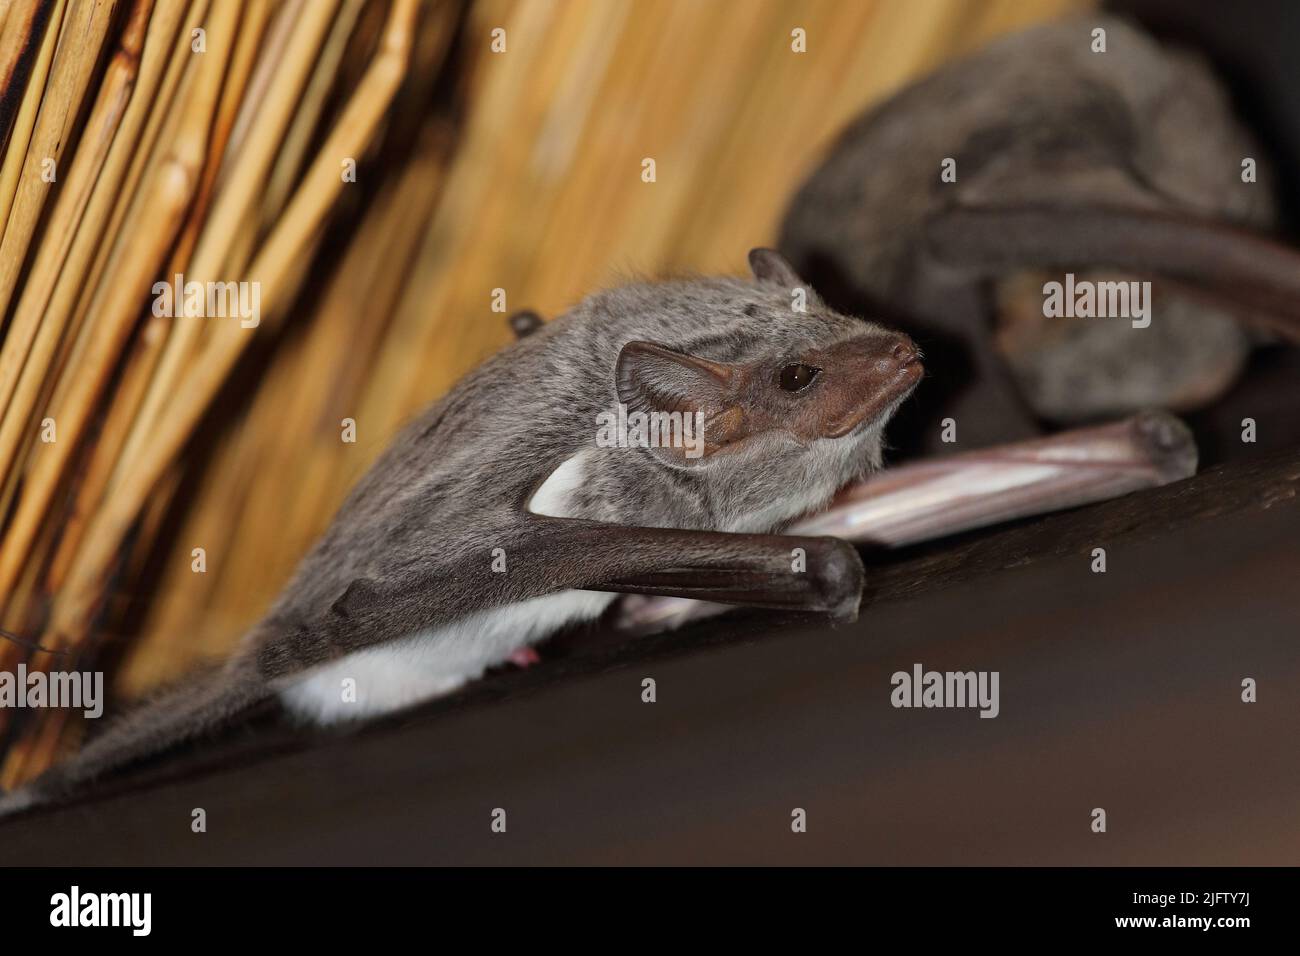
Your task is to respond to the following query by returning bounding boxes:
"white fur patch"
[527,450,592,518]
[281,448,620,725]
[278,589,614,725]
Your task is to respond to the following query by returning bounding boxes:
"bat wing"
[924,203,1300,341]
[254,515,865,680]
[5,517,864,813]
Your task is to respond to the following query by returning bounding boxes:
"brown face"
[616,332,922,461]
[756,333,923,442]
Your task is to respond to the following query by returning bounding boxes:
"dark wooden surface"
[1,449,1297,865]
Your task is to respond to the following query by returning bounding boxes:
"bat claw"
[1131,410,1197,481]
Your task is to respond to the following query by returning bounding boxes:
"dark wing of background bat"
[924,204,1300,338]
[1102,0,1300,456]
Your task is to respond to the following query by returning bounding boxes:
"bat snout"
[890,337,921,368]
[870,334,921,374]
[863,334,924,397]
[818,334,924,438]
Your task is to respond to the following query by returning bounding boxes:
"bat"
[779,14,1300,448]
[0,249,921,815]
[616,410,1198,631]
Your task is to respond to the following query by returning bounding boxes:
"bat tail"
[0,656,269,818]
[925,203,1300,341]
[0,787,38,820]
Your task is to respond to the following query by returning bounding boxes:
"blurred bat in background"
[781,15,1300,452]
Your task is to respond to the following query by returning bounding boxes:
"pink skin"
[507,647,540,668]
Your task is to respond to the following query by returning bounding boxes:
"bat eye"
[779,363,820,392]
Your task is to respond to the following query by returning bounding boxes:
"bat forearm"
[794,410,1196,546]
[256,519,867,679]
[535,519,865,621]
[616,412,1197,631]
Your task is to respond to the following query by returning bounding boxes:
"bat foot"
[506,647,541,668]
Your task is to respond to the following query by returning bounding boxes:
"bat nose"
[890,337,920,367]
[865,334,921,376]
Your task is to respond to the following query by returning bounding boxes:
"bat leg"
[508,310,544,339]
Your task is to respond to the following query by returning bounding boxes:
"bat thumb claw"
[808,537,864,622]
[1130,410,1197,482]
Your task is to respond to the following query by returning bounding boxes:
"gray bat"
[0,249,921,816]
[780,14,1300,442]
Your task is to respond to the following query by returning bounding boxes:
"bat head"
[601,249,922,531]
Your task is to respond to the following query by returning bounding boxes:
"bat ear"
[614,341,747,460]
[748,247,804,288]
